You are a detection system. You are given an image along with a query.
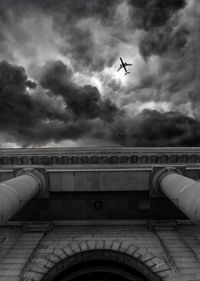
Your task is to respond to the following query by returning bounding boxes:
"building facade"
[0,147,200,281]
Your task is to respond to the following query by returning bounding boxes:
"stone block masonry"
[0,221,199,281]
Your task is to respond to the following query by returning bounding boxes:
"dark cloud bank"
[1,59,200,147]
[0,0,200,147]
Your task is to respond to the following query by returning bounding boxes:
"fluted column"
[153,167,200,223]
[0,168,46,225]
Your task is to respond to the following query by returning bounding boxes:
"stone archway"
[43,250,161,281]
[22,240,174,281]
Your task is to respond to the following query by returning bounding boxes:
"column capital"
[153,167,182,195]
[16,168,46,196]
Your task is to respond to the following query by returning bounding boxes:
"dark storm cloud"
[0,60,120,145]
[40,60,119,121]
[52,0,122,72]
[0,0,121,21]
[26,80,37,89]
[0,61,59,132]
[127,0,187,59]
[128,0,186,30]
[34,0,121,22]
[1,59,200,147]
[106,110,200,147]
[61,26,118,72]
[139,25,189,58]
[0,0,122,72]
[120,0,200,119]
[0,0,188,71]
[0,60,75,145]
[0,61,41,139]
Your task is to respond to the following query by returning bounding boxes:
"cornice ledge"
[0,152,199,165]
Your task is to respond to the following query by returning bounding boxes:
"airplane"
[117,57,132,75]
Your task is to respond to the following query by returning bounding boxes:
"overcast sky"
[0,0,200,147]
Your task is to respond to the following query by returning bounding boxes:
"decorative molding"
[0,152,200,166]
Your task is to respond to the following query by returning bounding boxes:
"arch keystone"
[95,240,104,249]
[104,240,113,250]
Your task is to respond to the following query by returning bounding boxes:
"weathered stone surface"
[0,223,199,281]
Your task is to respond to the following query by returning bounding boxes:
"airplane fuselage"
[117,57,132,75]
[120,57,127,73]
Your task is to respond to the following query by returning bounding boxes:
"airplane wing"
[117,65,123,71]
[125,63,132,66]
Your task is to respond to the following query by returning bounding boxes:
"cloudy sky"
[0,0,200,147]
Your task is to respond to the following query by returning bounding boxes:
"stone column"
[153,167,200,223]
[0,168,46,225]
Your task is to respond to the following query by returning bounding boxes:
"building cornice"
[0,147,199,165]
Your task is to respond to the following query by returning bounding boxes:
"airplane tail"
[125,72,130,76]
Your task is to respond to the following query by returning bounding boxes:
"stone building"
[0,147,200,281]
